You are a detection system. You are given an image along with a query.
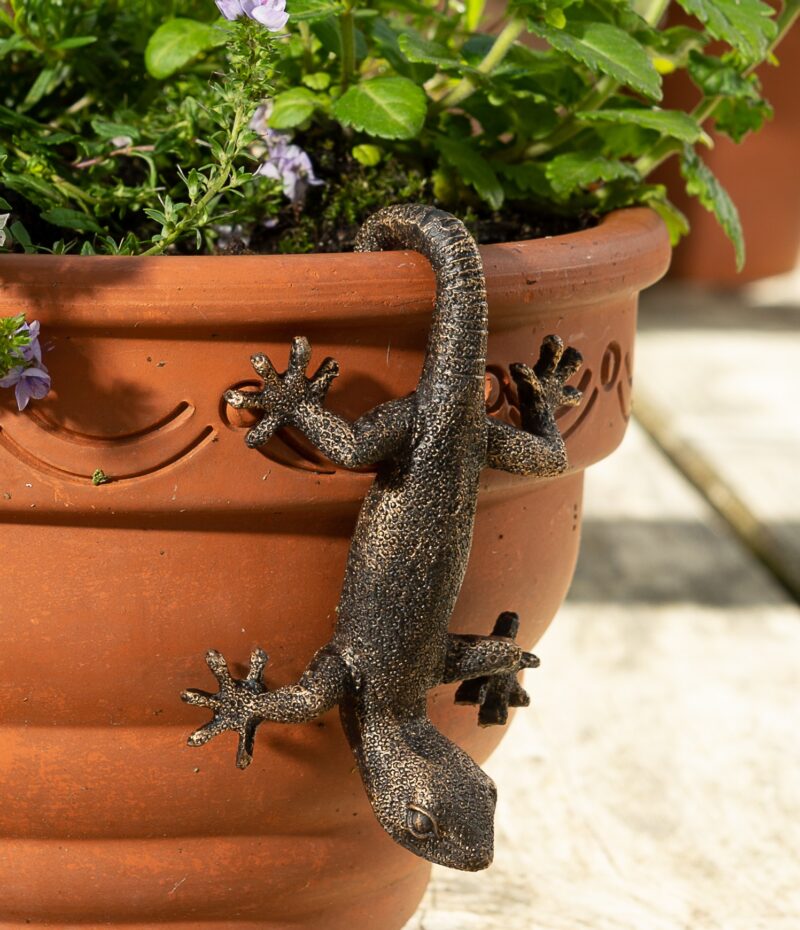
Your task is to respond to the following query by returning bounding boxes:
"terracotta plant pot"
[656,13,800,284]
[0,207,669,929]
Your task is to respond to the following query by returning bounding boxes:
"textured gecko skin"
[182,204,582,871]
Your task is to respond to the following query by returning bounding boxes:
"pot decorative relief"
[0,206,669,929]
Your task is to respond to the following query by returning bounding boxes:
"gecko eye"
[407,805,439,840]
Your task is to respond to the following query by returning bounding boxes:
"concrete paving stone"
[634,279,800,578]
[404,423,800,930]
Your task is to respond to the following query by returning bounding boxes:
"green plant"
[0,0,796,266]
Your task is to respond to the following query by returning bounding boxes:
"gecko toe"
[534,334,564,377]
[247,648,269,682]
[235,724,258,770]
[454,676,490,707]
[187,719,226,747]
[205,650,234,685]
[508,681,531,707]
[181,688,220,709]
[557,346,583,381]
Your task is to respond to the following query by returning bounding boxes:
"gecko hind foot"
[454,611,538,727]
[181,648,270,770]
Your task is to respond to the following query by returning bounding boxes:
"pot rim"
[0,207,670,329]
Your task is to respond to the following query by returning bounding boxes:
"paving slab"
[633,276,800,593]
[404,423,800,930]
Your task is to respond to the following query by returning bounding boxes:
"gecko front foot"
[454,612,539,727]
[510,335,583,434]
[181,648,270,769]
[224,337,339,448]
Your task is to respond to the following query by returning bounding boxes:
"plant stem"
[73,144,155,171]
[340,1,357,90]
[139,105,247,256]
[298,21,314,72]
[438,16,525,110]
[634,1,800,178]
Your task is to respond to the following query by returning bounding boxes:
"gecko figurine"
[182,204,582,872]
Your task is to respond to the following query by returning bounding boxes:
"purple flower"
[0,364,51,411]
[249,103,323,205]
[249,0,289,30]
[215,0,289,31]
[250,102,275,140]
[15,319,42,364]
[255,136,323,204]
[215,0,246,19]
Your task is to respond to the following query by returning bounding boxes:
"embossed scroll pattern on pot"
[182,204,583,871]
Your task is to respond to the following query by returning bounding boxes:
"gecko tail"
[354,205,489,398]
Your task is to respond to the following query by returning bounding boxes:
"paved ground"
[404,275,800,930]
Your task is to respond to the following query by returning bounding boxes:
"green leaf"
[437,137,504,210]
[675,0,776,63]
[497,162,554,199]
[499,45,587,103]
[0,34,34,60]
[686,51,772,141]
[352,144,382,166]
[9,221,33,253]
[647,197,690,246]
[714,95,772,142]
[332,77,427,140]
[40,208,103,235]
[287,0,344,22]
[144,208,167,225]
[397,32,464,70]
[527,20,662,100]
[370,18,435,83]
[0,104,49,133]
[459,93,510,137]
[577,108,709,144]
[269,88,319,129]
[2,174,62,209]
[546,153,639,197]
[545,8,567,29]
[144,19,227,80]
[680,145,744,269]
[687,50,758,97]
[22,66,62,111]
[302,72,332,90]
[91,119,140,142]
[52,36,98,51]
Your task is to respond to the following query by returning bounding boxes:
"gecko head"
[364,717,497,871]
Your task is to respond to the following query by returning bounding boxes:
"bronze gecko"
[182,204,582,871]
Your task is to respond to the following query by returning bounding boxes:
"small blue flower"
[15,319,43,364]
[215,0,245,19]
[249,106,323,205]
[0,364,51,411]
[255,137,323,203]
[215,0,289,30]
